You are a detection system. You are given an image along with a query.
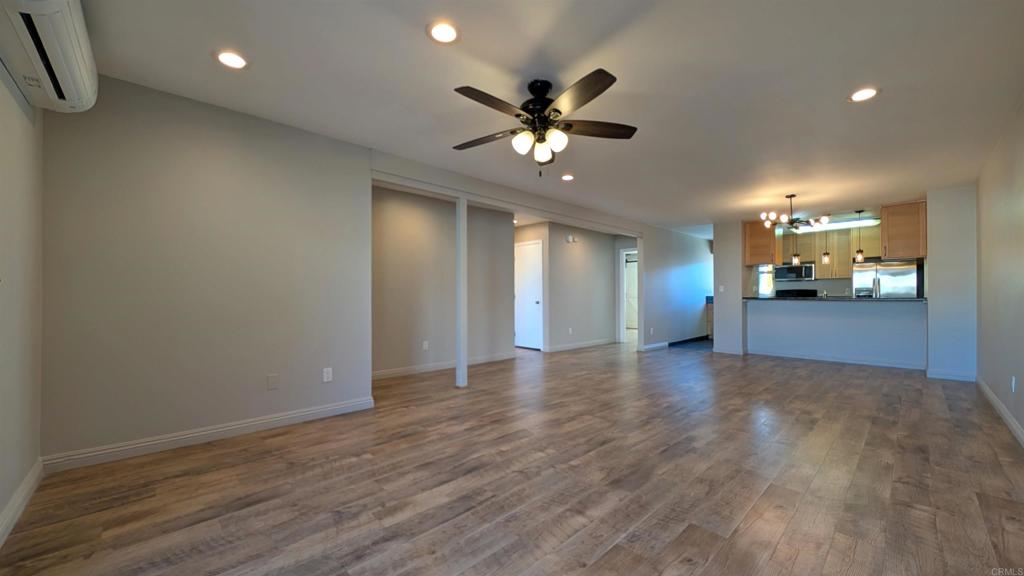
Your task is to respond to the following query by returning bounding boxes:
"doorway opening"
[619,248,639,346]
[514,239,544,350]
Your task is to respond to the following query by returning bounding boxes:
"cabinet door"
[831,230,853,278]
[743,221,776,265]
[854,225,882,258]
[881,201,927,259]
[796,232,815,268]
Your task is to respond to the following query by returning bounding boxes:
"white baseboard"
[978,377,1024,450]
[639,342,668,352]
[713,345,745,355]
[926,369,976,382]
[547,338,614,353]
[42,397,374,473]
[0,458,42,548]
[372,351,516,380]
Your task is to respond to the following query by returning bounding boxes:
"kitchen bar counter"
[744,298,927,369]
[743,296,927,302]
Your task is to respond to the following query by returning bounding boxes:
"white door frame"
[617,248,639,343]
[514,239,546,351]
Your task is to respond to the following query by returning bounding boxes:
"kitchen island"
[743,297,927,369]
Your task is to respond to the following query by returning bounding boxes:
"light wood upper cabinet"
[743,220,776,265]
[881,200,927,259]
[796,233,815,265]
[831,230,853,278]
[851,225,882,259]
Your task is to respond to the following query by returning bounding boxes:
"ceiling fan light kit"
[452,69,638,169]
[759,194,831,231]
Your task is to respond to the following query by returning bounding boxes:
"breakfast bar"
[744,297,928,369]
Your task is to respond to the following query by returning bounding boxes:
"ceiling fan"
[452,68,637,167]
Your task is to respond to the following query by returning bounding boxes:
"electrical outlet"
[719,285,725,293]
[266,373,280,391]
[568,327,573,335]
[422,340,429,351]
[649,327,654,336]
[322,367,333,383]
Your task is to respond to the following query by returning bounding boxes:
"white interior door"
[514,241,543,349]
[625,259,639,329]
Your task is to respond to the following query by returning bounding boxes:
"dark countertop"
[744,296,927,302]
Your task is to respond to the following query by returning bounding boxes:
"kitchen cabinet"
[775,232,815,267]
[743,221,776,265]
[831,230,853,278]
[796,233,815,265]
[881,200,927,259]
[812,230,853,279]
[851,225,882,259]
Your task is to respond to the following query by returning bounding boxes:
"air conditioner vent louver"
[19,12,65,100]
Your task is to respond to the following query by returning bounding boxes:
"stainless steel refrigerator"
[852,258,923,298]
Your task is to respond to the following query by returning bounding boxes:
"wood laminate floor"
[2,342,1024,575]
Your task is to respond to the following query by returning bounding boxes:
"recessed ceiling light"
[428,21,458,44]
[216,51,247,70]
[561,174,574,182]
[848,87,878,103]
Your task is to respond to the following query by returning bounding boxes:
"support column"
[455,197,469,387]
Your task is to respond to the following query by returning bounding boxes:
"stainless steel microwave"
[774,263,815,282]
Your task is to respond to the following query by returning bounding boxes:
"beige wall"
[515,222,618,351]
[42,77,373,458]
[373,153,714,350]
[978,103,1024,439]
[547,222,617,350]
[0,73,43,537]
[640,226,713,346]
[712,221,745,354]
[372,187,514,375]
[926,185,978,381]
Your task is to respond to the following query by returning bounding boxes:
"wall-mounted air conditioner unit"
[0,0,96,112]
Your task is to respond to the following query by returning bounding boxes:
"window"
[757,264,774,296]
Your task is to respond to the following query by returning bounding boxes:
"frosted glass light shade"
[533,140,552,163]
[545,128,568,153]
[511,131,535,155]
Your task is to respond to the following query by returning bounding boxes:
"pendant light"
[821,225,831,266]
[854,210,866,263]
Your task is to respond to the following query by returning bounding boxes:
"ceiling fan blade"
[453,128,523,150]
[455,86,531,118]
[559,120,637,139]
[545,69,616,118]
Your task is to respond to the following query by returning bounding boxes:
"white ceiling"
[82,0,1024,231]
